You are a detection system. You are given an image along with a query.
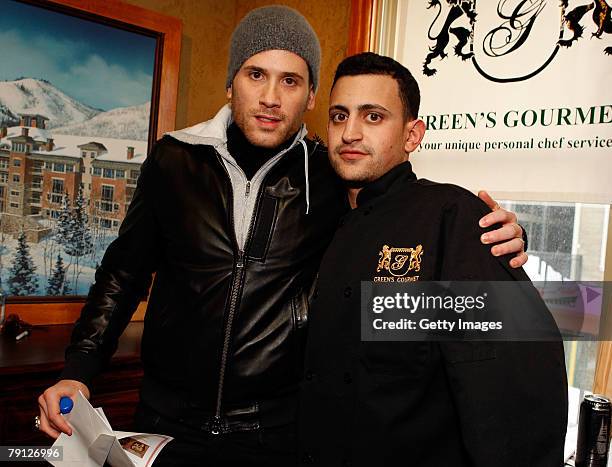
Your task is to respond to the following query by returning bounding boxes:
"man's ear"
[404,118,426,154]
[306,86,316,111]
[226,85,233,101]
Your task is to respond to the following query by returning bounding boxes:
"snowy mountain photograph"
[0,0,157,299]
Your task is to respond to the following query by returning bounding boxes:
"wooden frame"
[43,0,182,141]
[348,0,378,55]
[5,0,181,325]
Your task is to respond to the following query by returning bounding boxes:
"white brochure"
[49,391,172,467]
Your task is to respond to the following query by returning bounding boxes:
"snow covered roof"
[19,113,49,120]
[2,126,50,141]
[77,142,107,151]
[0,125,147,164]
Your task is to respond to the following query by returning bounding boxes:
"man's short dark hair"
[332,52,420,120]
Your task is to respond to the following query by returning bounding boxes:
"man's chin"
[244,128,288,149]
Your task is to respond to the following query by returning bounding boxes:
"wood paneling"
[0,323,143,444]
[6,300,146,326]
[125,0,237,130]
[348,0,377,56]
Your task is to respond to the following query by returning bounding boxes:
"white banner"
[396,0,612,203]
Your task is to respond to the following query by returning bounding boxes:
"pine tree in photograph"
[65,186,93,258]
[8,232,38,296]
[46,255,68,296]
[54,192,72,249]
[64,186,93,294]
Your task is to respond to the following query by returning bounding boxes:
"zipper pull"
[237,250,245,269]
[210,415,223,435]
[245,181,251,197]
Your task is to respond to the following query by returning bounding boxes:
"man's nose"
[342,117,362,143]
[260,81,281,108]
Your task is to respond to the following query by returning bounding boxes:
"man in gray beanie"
[226,5,321,91]
[37,5,527,466]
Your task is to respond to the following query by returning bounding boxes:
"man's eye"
[331,113,347,123]
[250,71,263,80]
[283,77,296,86]
[367,113,382,122]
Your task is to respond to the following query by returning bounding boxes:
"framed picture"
[0,0,181,324]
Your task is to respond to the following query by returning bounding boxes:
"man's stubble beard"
[329,144,381,188]
[230,94,310,149]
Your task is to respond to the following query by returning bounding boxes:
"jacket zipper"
[211,141,301,434]
[211,178,254,435]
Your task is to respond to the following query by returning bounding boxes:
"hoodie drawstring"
[300,139,311,215]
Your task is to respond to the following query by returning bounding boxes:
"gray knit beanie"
[226,5,321,91]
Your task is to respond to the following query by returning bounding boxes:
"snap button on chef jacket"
[298,161,568,467]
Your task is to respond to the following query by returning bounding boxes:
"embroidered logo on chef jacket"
[374,244,423,282]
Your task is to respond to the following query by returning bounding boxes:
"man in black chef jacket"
[297,53,568,466]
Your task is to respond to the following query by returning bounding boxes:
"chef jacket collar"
[355,160,417,208]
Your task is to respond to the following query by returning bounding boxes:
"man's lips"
[254,114,282,126]
[338,149,369,160]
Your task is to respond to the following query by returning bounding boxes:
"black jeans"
[133,402,297,467]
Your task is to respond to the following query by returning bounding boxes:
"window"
[12,174,20,183]
[81,151,87,158]
[103,168,114,179]
[115,169,125,178]
[66,164,74,173]
[9,202,19,208]
[500,201,608,392]
[53,163,65,173]
[92,167,102,176]
[13,158,21,167]
[100,218,113,229]
[113,220,119,227]
[12,142,25,153]
[0,173,8,183]
[128,170,141,185]
[51,179,64,194]
[10,190,19,196]
[0,159,8,169]
[101,185,114,201]
[50,194,63,204]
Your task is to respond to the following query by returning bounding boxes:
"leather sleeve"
[60,143,164,388]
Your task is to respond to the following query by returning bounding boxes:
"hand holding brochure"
[49,391,172,467]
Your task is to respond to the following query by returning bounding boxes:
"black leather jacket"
[61,132,346,433]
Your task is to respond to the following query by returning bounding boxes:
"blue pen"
[59,396,73,414]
